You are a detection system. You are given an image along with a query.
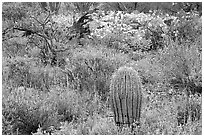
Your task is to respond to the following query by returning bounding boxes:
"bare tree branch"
[13,27,51,40]
[29,16,44,27]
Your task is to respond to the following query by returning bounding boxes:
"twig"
[13,27,50,40]
[30,16,44,27]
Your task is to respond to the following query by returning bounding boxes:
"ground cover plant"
[2,2,202,135]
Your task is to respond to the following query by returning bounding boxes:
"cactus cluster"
[110,66,142,127]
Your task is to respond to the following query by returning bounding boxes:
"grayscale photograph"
[2,2,202,135]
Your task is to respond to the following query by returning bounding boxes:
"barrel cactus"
[110,66,142,127]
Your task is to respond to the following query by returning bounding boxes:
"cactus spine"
[110,66,142,126]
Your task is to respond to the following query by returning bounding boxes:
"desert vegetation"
[2,2,202,135]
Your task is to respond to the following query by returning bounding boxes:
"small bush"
[154,40,202,95]
[2,86,82,135]
[42,114,118,135]
[45,87,81,122]
[2,87,45,134]
[188,94,202,122]
[68,47,130,100]
[3,56,69,91]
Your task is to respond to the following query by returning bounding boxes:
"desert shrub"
[67,47,130,100]
[181,120,202,135]
[130,56,164,85]
[188,94,202,122]
[167,11,202,45]
[89,11,152,52]
[154,40,202,95]
[3,57,32,88]
[29,65,68,89]
[45,88,81,123]
[39,114,118,135]
[88,115,118,135]
[33,90,112,135]
[174,93,189,126]
[3,56,50,90]
[89,11,176,53]
[140,89,202,135]
[140,92,176,135]
[168,90,202,126]
[125,55,166,94]
[2,2,28,22]
[3,56,69,91]
[2,37,28,58]
[2,86,83,135]
[88,9,201,53]
[2,87,46,134]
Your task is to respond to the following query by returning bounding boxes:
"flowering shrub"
[88,11,169,51]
